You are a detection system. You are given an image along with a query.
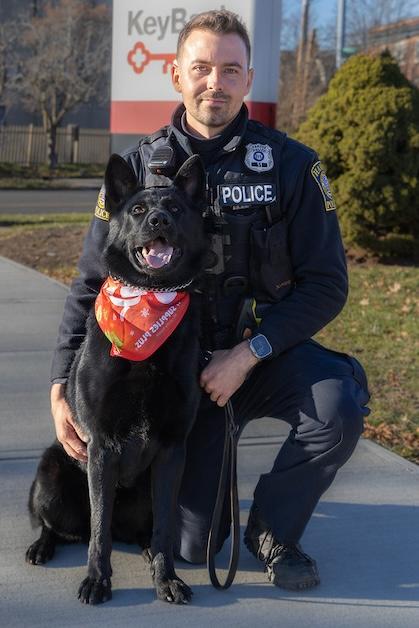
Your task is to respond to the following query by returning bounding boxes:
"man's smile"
[200,94,228,104]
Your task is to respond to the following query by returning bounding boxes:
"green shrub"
[296,52,419,254]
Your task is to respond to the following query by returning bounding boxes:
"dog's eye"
[131,205,146,215]
[170,206,179,213]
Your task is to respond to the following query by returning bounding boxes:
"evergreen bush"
[296,52,419,255]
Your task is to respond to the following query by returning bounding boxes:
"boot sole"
[267,562,320,591]
[269,572,321,590]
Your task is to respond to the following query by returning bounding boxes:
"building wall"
[368,18,419,87]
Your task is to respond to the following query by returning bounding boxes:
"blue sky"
[305,0,419,25]
[313,0,338,18]
[282,0,419,48]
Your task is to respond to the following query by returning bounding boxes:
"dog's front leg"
[78,443,119,605]
[150,442,192,604]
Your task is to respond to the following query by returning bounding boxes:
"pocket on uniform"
[249,219,294,302]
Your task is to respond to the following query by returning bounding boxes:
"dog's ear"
[105,154,138,210]
[172,155,205,203]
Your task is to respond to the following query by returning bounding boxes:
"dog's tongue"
[142,239,174,269]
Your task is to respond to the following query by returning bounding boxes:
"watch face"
[250,334,272,359]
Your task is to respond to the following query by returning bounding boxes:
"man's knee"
[310,377,367,460]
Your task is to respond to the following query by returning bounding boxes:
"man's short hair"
[177,10,251,66]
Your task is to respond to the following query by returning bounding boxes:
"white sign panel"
[111,1,281,134]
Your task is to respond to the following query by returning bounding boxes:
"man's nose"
[207,68,223,91]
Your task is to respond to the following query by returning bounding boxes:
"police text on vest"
[219,183,276,207]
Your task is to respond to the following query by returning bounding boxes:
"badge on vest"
[244,143,274,172]
[218,183,277,208]
[94,185,109,221]
[310,161,336,211]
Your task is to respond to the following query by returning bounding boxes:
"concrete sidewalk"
[1,255,418,628]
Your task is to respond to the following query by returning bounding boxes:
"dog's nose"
[147,210,170,230]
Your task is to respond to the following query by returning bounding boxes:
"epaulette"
[283,136,318,160]
[246,120,288,148]
[140,126,170,147]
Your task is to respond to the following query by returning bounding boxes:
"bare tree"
[278,0,335,133]
[13,0,111,168]
[0,20,18,118]
[281,2,302,50]
[346,0,418,49]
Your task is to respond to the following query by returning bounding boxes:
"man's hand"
[51,383,88,463]
[200,339,259,407]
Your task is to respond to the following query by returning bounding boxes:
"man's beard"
[197,108,231,127]
[195,93,232,128]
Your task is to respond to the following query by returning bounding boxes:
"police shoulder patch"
[310,161,336,212]
[94,185,109,221]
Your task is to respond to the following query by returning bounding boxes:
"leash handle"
[207,400,240,589]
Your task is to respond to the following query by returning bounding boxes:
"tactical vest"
[135,121,295,349]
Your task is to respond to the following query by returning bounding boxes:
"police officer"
[50,10,370,591]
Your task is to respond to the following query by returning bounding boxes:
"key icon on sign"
[127,42,176,75]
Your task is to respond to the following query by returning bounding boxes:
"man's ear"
[105,154,138,210]
[172,155,206,203]
[171,60,182,93]
[245,67,254,95]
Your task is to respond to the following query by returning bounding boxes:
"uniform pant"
[175,339,370,564]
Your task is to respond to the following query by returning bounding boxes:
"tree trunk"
[46,123,58,169]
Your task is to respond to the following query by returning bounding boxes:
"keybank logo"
[127,6,227,39]
[127,41,175,74]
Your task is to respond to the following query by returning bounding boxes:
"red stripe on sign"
[111,101,277,134]
[246,102,277,128]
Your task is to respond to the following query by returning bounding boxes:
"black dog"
[26,154,209,605]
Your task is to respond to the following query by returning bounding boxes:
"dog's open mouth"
[135,238,180,270]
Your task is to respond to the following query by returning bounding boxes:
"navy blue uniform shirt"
[51,104,348,382]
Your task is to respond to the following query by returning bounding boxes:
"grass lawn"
[0,213,90,284]
[316,263,419,463]
[0,214,418,463]
[0,163,104,189]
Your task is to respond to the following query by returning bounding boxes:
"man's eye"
[131,205,146,215]
[194,65,208,72]
[225,67,239,74]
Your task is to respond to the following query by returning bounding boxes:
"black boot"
[244,504,320,591]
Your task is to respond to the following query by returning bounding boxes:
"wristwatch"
[248,334,273,360]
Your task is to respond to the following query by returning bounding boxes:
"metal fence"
[0,125,111,164]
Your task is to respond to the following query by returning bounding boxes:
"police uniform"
[51,104,370,564]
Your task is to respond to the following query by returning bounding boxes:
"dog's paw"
[151,552,193,604]
[25,539,55,565]
[78,576,112,605]
[155,577,193,604]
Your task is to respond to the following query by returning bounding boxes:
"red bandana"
[95,277,190,361]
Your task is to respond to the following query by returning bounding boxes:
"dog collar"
[95,276,190,361]
[109,274,194,292]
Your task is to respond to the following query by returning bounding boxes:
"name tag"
[218,183,276,207]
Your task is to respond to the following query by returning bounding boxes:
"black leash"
[207,398,240,589]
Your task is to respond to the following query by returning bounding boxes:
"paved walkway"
[0,255,418,627]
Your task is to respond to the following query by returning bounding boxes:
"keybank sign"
[111,1,281,135]
[128,8,213,39]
